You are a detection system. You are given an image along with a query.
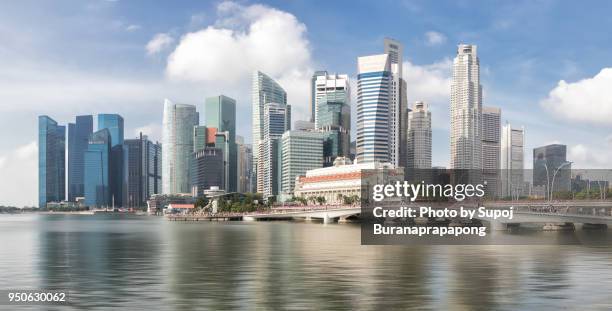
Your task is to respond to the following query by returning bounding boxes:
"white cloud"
[424,31,446,46]
[133,123,162,142]
[568,143,612,168]
[15,141,37,159]
[541,68,612,125]
[165,1,313,122]
[0,141,38,207]
[146,33,175,55]
[126,24,141,32]
[402,58,452,106]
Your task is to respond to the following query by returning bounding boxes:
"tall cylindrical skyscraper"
[162,99,199,194]
[450,44,482,170]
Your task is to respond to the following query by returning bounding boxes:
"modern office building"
[123,133,162,208]
[294,120,315,131]
[67,115,93,202]
[384,38,408,169]
[406,101,432,169]
[205,95,237,192]
[310,70,327,123]
[191,147,224,198]
[38,116,66,207]
[450,44,482,170]
[84,129,111,207]
[98,114,124,206]
[356,53,392,164]
[236,135,253,193]
[162,99,199,194]
[481,106,501,197]
[260,103,291,199]
[313,72,351,166]
[280,131,324,194]
[252,71,287,194]
[192,125,230,191]
[500,124,525,198]
[533,144,571,197]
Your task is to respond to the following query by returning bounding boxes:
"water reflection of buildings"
[38,215,164,309]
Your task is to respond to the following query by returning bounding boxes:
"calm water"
[2,214,612,310]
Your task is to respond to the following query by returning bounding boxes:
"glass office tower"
[205,95,237,192]
[123,133,162,208]
[356,54,392,163]
[38,116,66,207]
[84,129,111,207]
[68,115,93,202]
[98,114,124,206]
[162,99,199,194]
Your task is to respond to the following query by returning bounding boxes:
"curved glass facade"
[162,99,199,194]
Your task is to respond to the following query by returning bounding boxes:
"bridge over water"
[243,201,612,228]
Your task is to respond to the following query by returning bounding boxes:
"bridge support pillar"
[543,223,575,231]
[490,220,519,231]
[323,213,334,224]
[582,223,608,230]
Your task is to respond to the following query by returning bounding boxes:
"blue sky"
[1,0,612,206]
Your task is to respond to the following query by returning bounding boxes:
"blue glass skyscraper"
[38,116,66,207]
[68,115,93,202]
[98,114,124,207]
[84,129,111,207]
[356,54,391,163]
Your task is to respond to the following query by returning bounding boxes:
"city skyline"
[3,0,612,207]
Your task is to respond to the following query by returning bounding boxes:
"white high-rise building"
[260,103,290,199]
[482,106,501,197]
[501,124,525,198]
[161,99,199,194]
[356,39,407,166]
[384,38,408,168]
[407,101,432,169]
[356,53,391,163]
[252,71,287,194]
[450,44,482,170]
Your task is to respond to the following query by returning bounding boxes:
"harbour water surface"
[2,214,612,310]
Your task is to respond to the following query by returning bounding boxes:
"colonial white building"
[293,157,402,204]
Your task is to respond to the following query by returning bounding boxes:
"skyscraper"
[310,70,328,122]
[280,131,324,194]
[450,44,482,170]
[261,103,290,199]
[205,95,237,192]
[84,129,111,207]
[313,72,350,166]
[123,133,162,208]
[191,147,224,197]
[191,125,230,192]
[38,116,66,207]
[533,144,571,197]
[67,115,93,202]
[252,71,287,194]
[97,114,124,206]
[384,38,408,168]
[406,101,432,170]
[356,53,391,163]
[162,99,199,194]
[501,124,524,198]
[482,106,501,197]
[236,135,253,193]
